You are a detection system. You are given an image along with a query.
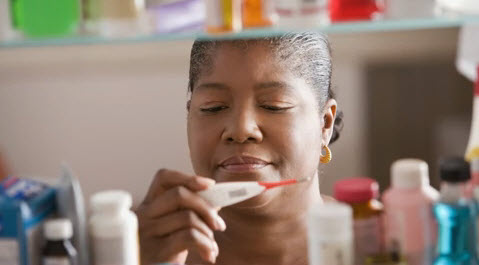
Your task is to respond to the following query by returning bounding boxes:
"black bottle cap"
[439,157,471,183]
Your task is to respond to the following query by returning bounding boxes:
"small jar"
[334,177,383,265]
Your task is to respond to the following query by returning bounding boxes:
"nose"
[221,106,263,144]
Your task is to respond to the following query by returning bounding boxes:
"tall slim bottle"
[433,157,479,265]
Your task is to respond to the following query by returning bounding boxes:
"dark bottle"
[42,218,77,265]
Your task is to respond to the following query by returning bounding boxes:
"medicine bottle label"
[43,257,71,265]
[316,241,352,265]
[353,217,382,263]
[92,234,139,265]
[93,236,128,264]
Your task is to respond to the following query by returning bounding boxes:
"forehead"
[197,42,290,86]
[192,42,318,106]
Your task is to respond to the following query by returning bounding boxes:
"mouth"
[219,155,271,173]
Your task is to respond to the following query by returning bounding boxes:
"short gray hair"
[187,32,343,143]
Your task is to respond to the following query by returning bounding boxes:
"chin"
[214,164,285,183]
[227,188,280,210]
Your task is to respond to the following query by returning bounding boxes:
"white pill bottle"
[89,190,139,265]
[308,202,354,265]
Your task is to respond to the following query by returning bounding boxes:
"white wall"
[0,28,459,205]
[0,42,195,205]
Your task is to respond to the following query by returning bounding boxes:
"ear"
[186,100,191,112]
[321,99,337,147]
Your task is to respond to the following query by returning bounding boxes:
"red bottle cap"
[329,0,382,22]
[334,177,379,203]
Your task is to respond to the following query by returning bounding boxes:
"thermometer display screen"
[229,188,248,198]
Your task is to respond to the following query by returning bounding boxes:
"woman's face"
[187,42,335,206]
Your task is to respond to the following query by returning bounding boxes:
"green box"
[11,0,79,37]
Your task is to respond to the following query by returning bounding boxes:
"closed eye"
[200,106,228,113]
[260,105,294,112]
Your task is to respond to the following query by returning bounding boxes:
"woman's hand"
[136,169,226,265]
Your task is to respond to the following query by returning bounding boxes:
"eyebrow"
[194,81,295,93]
[195,82,230,92]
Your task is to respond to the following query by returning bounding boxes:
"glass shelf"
[1,15,479,49]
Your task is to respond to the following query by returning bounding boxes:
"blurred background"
[0,28,473,206]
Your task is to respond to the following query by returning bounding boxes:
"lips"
[219,156,270,172]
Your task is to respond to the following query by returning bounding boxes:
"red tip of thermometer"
[259,177,311,190]
[198,177,311,208]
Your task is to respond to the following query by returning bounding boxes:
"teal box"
[0,176,56,265]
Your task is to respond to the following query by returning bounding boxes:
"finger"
[141,210,215,240]
[162,228,218,264]
[143,169,215,203]
[144,186,226,231]
[138,236,188,265]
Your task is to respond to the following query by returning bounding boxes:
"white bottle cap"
[391,159,430,189]
[308,202,352,241]
[90,190,132,213]
[44,218,73,240]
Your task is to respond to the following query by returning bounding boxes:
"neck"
[215,173,322,265]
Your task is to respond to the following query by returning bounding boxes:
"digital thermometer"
[197,177,311,208]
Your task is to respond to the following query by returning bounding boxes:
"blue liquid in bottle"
[434,202,479,265]
[433,157,479,265]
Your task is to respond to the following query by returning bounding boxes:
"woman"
[137,31,343,265]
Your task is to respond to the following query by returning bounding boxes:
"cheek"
[187,116,221,174]
[270,112,322,174]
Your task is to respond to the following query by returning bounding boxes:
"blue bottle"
[434,158,479,265]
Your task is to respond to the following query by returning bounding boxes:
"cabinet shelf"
[1,15,478,48]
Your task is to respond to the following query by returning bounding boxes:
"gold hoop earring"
[320,146,332,164]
